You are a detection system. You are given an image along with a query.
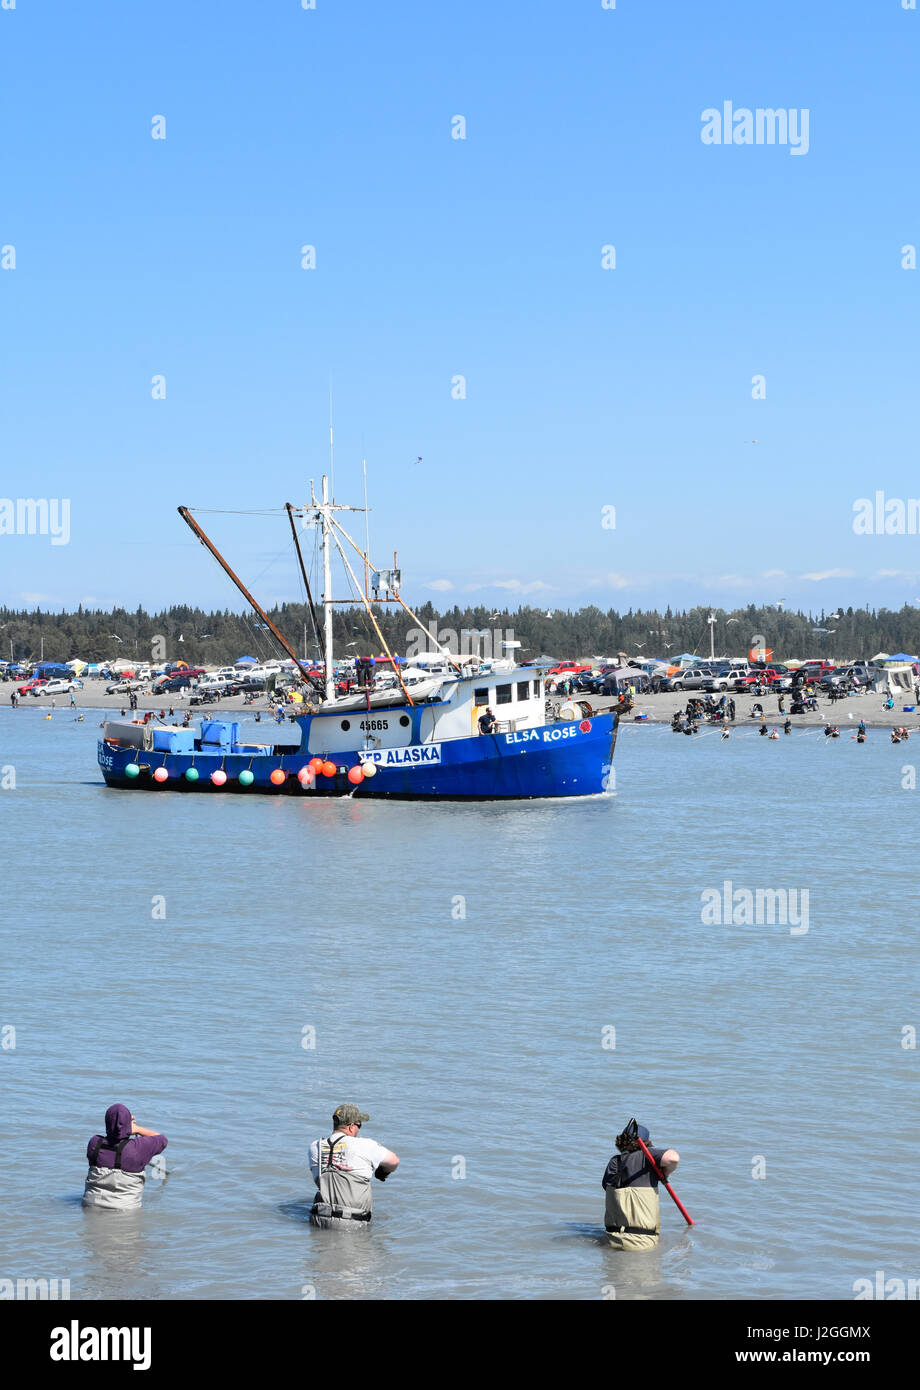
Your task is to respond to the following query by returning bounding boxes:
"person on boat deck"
[83,1104,167,1211]
[603,1122,679,1251]
[309,1104,399,1230]
[478,706,498,735]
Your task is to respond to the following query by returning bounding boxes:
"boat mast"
[284,502,325,668]
[320,475,335,702]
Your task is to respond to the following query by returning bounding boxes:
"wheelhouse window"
[517,681,530,702]
[474,687,489,703]
[495,683,512,705]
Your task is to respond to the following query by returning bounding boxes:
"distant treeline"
[1,601,917,667]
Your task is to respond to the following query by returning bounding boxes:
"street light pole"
[708,613,716,661]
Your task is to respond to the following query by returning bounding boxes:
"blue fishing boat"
[97,478,617,799]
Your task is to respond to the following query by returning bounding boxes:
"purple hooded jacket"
[86,1104,167,1174]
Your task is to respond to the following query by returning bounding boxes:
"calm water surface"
[1,709,916,1300]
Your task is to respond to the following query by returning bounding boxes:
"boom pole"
[177,506,314,686]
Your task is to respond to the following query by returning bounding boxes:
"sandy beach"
[8,683,919,730]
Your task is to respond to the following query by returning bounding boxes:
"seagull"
[726,618,740,625]
[545,610,554,619]
[635,643,646,650]
[775,598,786,609]
[177,634,184,643]
[413,456,422,465]
[108,634,124,642]
[827,612,841,620]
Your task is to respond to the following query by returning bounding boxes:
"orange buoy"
[347,764,364,785]
[321,760,337,778]
[270,768,286,786]
[153,767,169,783]
[211,769,227,786]
[308,757,324,774]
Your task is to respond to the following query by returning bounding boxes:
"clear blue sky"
[2,0,918,617]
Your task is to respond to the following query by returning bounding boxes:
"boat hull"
[97,713,617,800]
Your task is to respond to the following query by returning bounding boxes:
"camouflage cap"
[333,1103,370,1126]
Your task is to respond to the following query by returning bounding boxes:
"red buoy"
[321,761,337,778]
[153,767,169,782]
[211,769,227,786]
[347,765,364,785]
[270,768,286,786]
[308,757,324,774]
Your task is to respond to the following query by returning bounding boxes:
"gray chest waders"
[312,1136,372,1223]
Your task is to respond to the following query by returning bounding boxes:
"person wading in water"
[602,1121,680,1251]
[309,1104,399,1229]
[82,1103,167,1210]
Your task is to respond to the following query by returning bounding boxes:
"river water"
[1,709,916,1300]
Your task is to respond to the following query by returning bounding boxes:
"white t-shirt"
[309,1131,390,1185]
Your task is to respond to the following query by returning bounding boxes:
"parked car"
[670,668,717,692]
[820,666,871,690]
[38,679,82,696]
[734,667,792,691]
[700,667,736,692]
[154,674,194,693]
[547,662,592,676]
[18,678,48,696]
[105,679,145,695]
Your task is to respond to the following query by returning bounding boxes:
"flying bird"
[413,456,422,465]
[726,618,740,625]
[635,643,645,650]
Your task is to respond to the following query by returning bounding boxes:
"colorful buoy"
[211,769,227,786]
[361,761,377,778]
[185,767,199,782]
[321,760,337,778]
[270,768,286,786]
[153,767,169,783]
[238,769,254,786]
[297,767,314,786]
[347,765,364,785]
[125,763,140,779]
[308,757,324,775]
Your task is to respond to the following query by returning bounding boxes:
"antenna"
[362,456,370,600]
[328,379,335,502]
